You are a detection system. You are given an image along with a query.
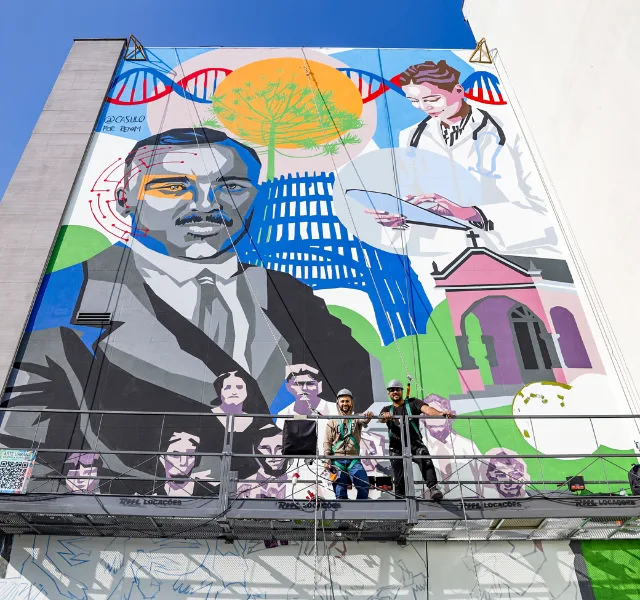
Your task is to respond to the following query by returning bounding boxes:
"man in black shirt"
[379,379,454,501]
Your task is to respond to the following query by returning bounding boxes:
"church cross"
[466,230,480,248]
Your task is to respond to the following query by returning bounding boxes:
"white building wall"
[464,0,640,404]
[0,535,586,599]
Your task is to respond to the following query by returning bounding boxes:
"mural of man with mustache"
[1,128,379,491]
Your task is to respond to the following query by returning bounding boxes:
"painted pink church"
[431,241,604,395]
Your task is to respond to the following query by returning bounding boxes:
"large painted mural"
[1,535,639,599]
[0,47,637,499]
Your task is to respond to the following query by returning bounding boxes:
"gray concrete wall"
[0,39,125,391]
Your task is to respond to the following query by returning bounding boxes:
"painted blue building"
[238,172,431,345]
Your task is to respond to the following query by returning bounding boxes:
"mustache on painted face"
[175,210,233,228]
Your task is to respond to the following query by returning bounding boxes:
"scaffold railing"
[0,407,638,542]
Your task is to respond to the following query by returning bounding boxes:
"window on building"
[550,306,592,368]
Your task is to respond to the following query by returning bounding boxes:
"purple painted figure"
[65,453,101,493]
[237,425,290,500]
[214,371,248,414]
[159,432,212,497]
[285,364,325,415]
[211,370,267,433]
[422,394,482,498]
[237,425,291,549]
[482,447,531,499]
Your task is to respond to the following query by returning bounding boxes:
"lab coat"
[397,104,560,260]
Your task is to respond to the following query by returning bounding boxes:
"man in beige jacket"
[323,389,374,499]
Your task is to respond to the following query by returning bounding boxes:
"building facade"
[0,34,639,598]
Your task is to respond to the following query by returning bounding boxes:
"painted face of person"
[287,375,322,404]
[424,400,455,439]
[66,465,99,493]
[120,144,258,261]
[487,458,527,498]
[361,431,387,473]
[220,372,248,406]
[402,82,465,121]
[162,435,198,478]
[257,433,285,473]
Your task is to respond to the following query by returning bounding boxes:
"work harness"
[385,400,422,447]
[331,418,361,472]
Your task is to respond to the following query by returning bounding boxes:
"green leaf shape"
[341,132,361,145]
[202,118,222,129]
[46,225,112,274]
[297,138,320,150]
[322,143,340,155]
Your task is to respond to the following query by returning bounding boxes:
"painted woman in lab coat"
[370,59,560,259]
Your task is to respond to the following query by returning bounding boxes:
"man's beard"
[294,394,320,413]
[498,483,523,498]
[427,423,453,443]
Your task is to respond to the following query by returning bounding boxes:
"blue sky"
[0,0,475,198]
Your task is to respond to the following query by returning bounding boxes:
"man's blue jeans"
[332,459,369,499]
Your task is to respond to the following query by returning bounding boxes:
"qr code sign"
[0,449,36,494]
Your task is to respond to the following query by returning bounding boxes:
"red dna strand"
[107,67,233,106]
[338,69,406,103]
[461,71,507,105]
[106,66,408,106]
[105,65,506,108]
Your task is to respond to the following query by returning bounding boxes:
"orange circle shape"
[212,57,363,149]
